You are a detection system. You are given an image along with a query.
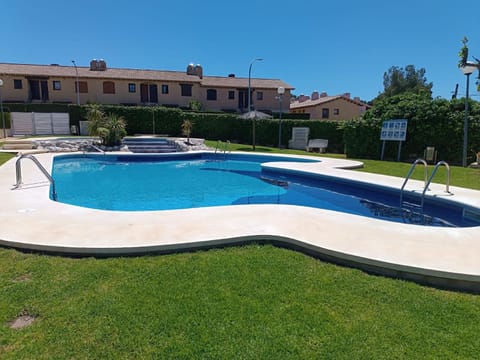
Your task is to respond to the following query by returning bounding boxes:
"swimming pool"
[51,153,479,227]
[3,151,480,291]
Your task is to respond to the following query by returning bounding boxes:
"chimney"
[186,63,195,75]
[90,59,98,71]
[299,94,310,103]
[320,91,327,98]
[186,63,203,78]
[97,59,107,71]
[343,92,351,99]
[90,59,107,71]
[311,90,319,100]
[194,64,203,79]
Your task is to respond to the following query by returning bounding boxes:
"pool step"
[1,140,35,150]
[122,138,177,153]
[401,200,423,212]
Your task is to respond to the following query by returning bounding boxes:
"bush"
[346,94,480,164]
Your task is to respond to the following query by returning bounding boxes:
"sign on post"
[380,119,408,161]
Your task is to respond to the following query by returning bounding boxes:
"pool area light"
[0,79,5,138]
[460,62,477,167]
[248,58,263,150]
[72,60,80,106]
[276,86,285,148]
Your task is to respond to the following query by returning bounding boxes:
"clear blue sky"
[2,0,479,101]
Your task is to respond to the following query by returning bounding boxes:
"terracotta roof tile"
[0,63,294,89]
[290,95,369,108]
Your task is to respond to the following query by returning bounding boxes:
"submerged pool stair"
[122,138,177,153]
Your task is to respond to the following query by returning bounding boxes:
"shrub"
[86,105,126,146]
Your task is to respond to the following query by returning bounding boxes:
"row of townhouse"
[0,60,293,113]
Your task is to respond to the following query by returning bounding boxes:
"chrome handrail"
[214,140,221,154]
[14,154,57,201]
[420,161,451,208]
[399,158,428,207]
[89,144,105,154]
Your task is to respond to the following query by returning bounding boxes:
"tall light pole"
[460,63,477,167]
[248,58,263,150]
[72,60,80,105]
[276,86,285,148]
[0,79,5,138]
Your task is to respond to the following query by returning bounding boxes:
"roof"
[290,95,369,109]
[0,63,293,90]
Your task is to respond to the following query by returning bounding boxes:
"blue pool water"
[51,153,480,227]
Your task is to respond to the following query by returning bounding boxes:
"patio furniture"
[288,127,309,150]
[307,139,328,153]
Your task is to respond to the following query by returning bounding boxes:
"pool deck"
[1,151,480,292]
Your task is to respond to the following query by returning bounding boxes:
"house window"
[75,81,88,93]
[103,81,115,94]
[256,91,263,101]
[322,108,329,119]
[128,83,136,93]
[161,84,169,94]
[53,80,61,91]
[228,90,235,100]
[206,89,217,101]
[333,108,340,115]
[14,79,23,89]
[180,84,192,97]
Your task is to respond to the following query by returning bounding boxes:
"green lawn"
[1,144,480,358]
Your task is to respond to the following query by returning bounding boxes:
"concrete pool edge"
[1,152,480,293]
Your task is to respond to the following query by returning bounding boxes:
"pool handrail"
[400,158,428,208]
[14,154,57,201]
[420,161,451,208]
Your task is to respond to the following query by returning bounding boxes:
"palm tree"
[86,105,126,147]
[104,114,126,146]
[86,104,106,138]
[181,119,193,145]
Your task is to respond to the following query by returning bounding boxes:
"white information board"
[380,119,408,141]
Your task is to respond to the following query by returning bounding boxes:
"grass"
[0,153,15,164]
[1,143,480,358]
[1,246,480,359]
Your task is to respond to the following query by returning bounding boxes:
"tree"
[376,65,433,101]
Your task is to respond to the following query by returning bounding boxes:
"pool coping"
[1,151,480,292]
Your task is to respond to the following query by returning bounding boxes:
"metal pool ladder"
[14,154,57,201]
[214,140,231,158]
[400,159,450,211]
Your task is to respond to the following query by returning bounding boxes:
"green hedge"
[74,105,345,152]
[344,96,480,164]
[7,96,480,164]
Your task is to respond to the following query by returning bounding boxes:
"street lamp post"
[248,58,263,150]
[276,86,285,148]
[0,79,5,138]
[72,60,80,106]
[460,63,477,167]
